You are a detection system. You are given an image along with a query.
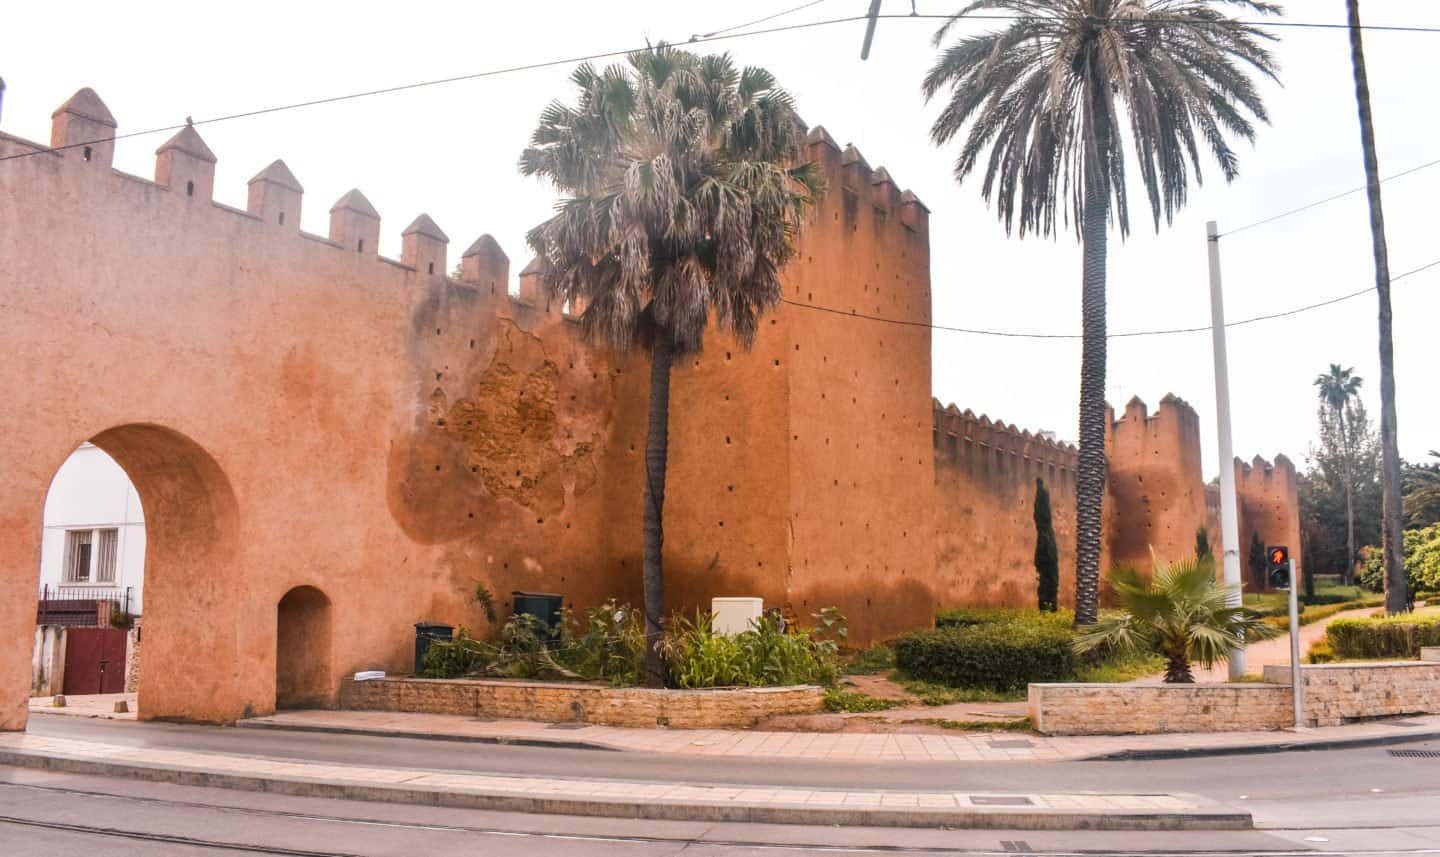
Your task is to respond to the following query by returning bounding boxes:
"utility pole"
[1207,220,1246,680]
[859,0,883,59]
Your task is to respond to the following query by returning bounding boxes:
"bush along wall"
[1326,613,1440,660]
[895,618,1077,691]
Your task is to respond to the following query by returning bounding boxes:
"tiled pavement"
[0,732,1247,829]
[239,708,1440,761]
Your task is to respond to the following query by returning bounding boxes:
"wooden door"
[62,627,128,695]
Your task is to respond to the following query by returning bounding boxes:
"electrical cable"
[780,257,1440,341]
[5,10,1439,163]
[1220,155,1440,238]
[690,0,832,40]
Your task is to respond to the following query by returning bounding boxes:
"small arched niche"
[275,585,333,709]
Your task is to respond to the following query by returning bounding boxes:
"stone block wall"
[1262,662,1440,727]
[339,677,823,728]
[1029,682,1292,735]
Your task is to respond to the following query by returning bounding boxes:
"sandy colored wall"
[779,132,937,642]
[932,405,1079,610]
[1235,455,1304,589]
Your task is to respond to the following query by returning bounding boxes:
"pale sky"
[3,0,1436,478]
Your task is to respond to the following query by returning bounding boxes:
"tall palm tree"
[1314,363,1363,584]
[923,0,1281,625]
[521,47,822,685]
[1344,0,1407,615]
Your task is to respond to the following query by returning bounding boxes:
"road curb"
[1084,729,1440,761]
[0,748,1251,831]
[234,718,621,753]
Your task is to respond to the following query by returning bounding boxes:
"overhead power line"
[691,0,832,39]
[5,10,1440,163]
[781,257,1440,341]
[1220,155,1440,237]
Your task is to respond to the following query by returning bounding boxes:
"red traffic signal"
[1267,545,1291,589]
[1268,546,1289,568]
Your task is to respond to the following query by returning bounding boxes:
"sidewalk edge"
[234,719,621,753]
[0,748,1251,831]
[1083,729,1440,761]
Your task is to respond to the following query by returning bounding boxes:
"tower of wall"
[1233,455,1303,589]
[1106,394,1208,573]
[775,130,936,642]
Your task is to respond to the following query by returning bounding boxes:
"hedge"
[1325,614,1440,660]
[896,620,1077,691]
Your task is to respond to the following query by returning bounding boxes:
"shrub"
[895,621,1077,691]
[662,610,840,689]
[1359,525,1440,595]
[1306,639,1335,664]
[844,643,896,676]
[1326,613,1440,659]
[823,689,901,712]
[935,607,1074,630]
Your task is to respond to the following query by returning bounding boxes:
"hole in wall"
[278,211,285,225]
[186,180,195,197]
[83,146,93,161]
[358,239,365,253]
[428,262,435,274]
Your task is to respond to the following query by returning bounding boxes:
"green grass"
[822,689,903,713]
[1074,651,1166,683]
[892,673,1026,705]
[843,644,897,676]
[931,716,1033,732]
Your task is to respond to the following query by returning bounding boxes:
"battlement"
[1109,392,1201,437]
[1236,453,1299,487]
[804,125,929,237]
[932,399,1079,476]
[0,86,553,309]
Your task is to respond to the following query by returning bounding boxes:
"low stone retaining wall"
[339,677,824,728]
[1029,683,1292,735]
[1031,660,1440,735]
[1261,661,1440,727]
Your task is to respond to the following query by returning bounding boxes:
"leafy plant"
[558,600,645,685]
[896,620,1076,691]
[474,583,498,624]
[823,689,901,713]
[844,644,896,676]
[1075,555,1281,683]
[1326,611,1440,659]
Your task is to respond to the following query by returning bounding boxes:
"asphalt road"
[3,715,1438,856]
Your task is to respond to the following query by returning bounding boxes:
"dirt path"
[1179,603,1384,683]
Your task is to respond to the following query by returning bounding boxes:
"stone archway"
[275,585,333,709]
[86,425,241,722]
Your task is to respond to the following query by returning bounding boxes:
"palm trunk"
[1074,178,1109,627]
[1343,460,1355,586]
[641,336,674,685]
[1163,650,1195,684]
[1346,0,1407,614]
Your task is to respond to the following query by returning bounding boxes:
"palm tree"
[1344,0,1407,615]
[923,1,1281,625]
[1075,555,1280,682]
[520,47,822,685]
[1314,363,1363,584]
[1402,451,1440,529]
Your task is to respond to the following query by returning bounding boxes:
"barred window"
[62,528,119,584]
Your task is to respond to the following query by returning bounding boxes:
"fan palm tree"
[1403,451,1440,529]
[521,47,822,685]
[1075,555,1280,683]
[1315,363,1364,583]
[1344,0,1407,615]
[923,0,1281,625]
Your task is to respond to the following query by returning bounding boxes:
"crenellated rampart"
[931,401,1079,609]
[1106,393,1209,575]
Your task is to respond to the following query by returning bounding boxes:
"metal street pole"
[1287,558,1304,729]
[859,0,883,59]
[1207,221,1246,680]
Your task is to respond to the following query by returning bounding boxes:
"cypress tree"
[1195,525,1213,561]
[1034,478,1060,612]
[1248,531,1268,591]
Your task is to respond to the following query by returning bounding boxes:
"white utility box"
[711,597,764,636]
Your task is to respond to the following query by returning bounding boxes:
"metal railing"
[36,584,132,626]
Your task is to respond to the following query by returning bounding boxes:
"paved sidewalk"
[0,732,1247,830]
[240,708,1440,761]
[29,693,136,720]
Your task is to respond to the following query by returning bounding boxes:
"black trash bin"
[413,622,454,674]
[511,591,564,640]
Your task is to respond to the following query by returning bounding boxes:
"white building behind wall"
[39,443,146,615]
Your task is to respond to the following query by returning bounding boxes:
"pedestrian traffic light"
[1267,545,1290,589]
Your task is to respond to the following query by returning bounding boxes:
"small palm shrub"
[1074,556,1280,683]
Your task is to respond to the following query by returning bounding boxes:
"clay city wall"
[932,403,1081,609]
[1106,394,1209,574]
[0,89,930,727]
